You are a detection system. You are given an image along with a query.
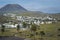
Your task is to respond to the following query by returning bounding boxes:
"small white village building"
[40,22,45,24]
[3,23,18,28]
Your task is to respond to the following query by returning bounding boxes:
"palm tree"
[30,24,37,40]
[22,22,29,38]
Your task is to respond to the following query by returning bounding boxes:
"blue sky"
[0,0,60,13]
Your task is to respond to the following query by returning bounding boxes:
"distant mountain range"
[0,4,60,20]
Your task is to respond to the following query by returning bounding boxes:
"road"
[0,36,24,40]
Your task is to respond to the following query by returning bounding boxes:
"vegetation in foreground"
[0,22,60,40]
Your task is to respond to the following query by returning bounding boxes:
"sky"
[0,0,60,13]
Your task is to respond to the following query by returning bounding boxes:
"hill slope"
[0,4,27,14]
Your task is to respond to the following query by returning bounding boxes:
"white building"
[3,23,18,28]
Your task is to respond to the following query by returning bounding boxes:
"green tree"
[30,24,37,32]
[1,25,5,33]
[39,31,45,40]
[30,24,37,40]
[17,24,20,32]
[22,22,27,28]
[58,28,60,31]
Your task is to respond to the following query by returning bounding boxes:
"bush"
[1,25,5,33]
[40,31,45,36]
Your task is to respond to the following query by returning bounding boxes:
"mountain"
[0,4,27,14]
[0,4,46,16]
[0,4,60,20]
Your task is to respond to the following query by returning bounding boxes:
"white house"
[34,20,40,25]
[45,21,52,24]
[40,22,45,24]
[3,23,18,28]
